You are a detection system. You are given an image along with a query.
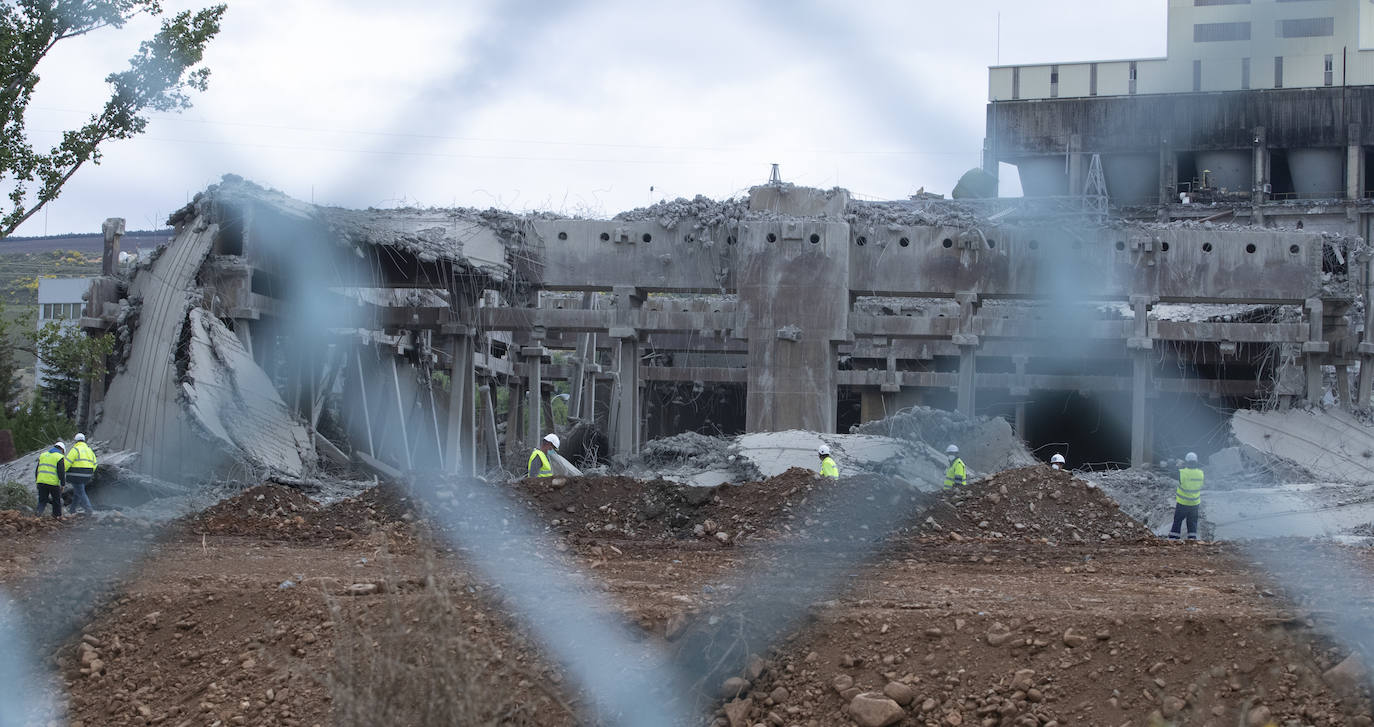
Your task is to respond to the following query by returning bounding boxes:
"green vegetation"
[0,398,74,454]
[33,321,114,418]
[0,250,102,304]
[0,481,33,511]
[0,1,225,238]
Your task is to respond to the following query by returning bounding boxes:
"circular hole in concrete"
[1115,240,1125,251]
[1161,242,1170,252]
[1029,240,1039,250]
[599,232,610,242]
[1245,243,1256,254]
[557,231,568,240]
[857,236,868,246]
[809,233,820,244]
[1290,244,1300,254]
[642,233,652,243]
[899,237,910,247]
[941,238,953,248]
[1203,242,1213,253]
[987,239,997,249]
[766,233,777,243]
[726,236,736,245]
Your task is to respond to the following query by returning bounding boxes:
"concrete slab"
[1232,407,1374,484]
[1205,483,1374,540]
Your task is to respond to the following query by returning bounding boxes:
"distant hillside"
[0,229,173,255]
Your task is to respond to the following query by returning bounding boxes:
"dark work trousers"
[1168,503,1199,540]
[36,483,62,519]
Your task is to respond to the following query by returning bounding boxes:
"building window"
[1050,65,1059,98]
[1193,60,1202,91]
[1129,61,1138,95]
[1194,21,1251,42]
[1241,57,1250,89]
[1012,66,1020,100]
[1325,53,1334,86]
[1195,0,1249,5]
[1275,56,1284,88]
[1090,63,1098,96]
[1276,17,1334,38]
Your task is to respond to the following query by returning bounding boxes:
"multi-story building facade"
[986,0,1374,235]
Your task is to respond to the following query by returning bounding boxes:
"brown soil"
[0,477,1369,726]
[187,483,419,544]
[923,465,1153,542]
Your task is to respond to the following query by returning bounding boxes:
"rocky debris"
[923,466,1152,541]
[1324,653,1368,693]
[854,405,1036,475]
[848,692,905,727]
[613,194,752,232]
[187,483,416,543]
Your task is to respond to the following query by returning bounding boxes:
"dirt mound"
[189,483,416,543]
[0,509,69,534]
[517,467,926,543]
[922,466,1152,542]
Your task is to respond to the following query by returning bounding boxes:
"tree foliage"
[33,319,112,416]
[0,302,23,407]
[0,396,73,453]
[0,0,226,238]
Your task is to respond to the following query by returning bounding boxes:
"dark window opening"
[1276,17,1334,38]
[1193,60,1202,91]
[1194,21,1251,42]
[1241,57,1250,89]
[1275,56,1284,88]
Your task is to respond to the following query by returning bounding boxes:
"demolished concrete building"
[68,173,1370,482]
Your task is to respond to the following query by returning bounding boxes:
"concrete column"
[1158,135,1176,213]
[1358,255,1374,409]
[522,343,547,450]
[101,218,124,276]
[1348,123,1363,201]
[1067,134,1085,197]
[612,337,640,455]
[505,381,523,458]
[1337,363,1353,411]
[1252,126,1269,204]
[445,332,477,475]
[1128,295,1155,468]
[480,381,501,471]
[738,214,849,433]
[953,292,981,417]
[1303,298,1330,405]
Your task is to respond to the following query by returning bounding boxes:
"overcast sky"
[13,0,1167,236]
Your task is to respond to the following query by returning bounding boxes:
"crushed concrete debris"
[614,195,753,231]
[181,308,314,479]
[853,406,1036,475]
[1232,407,1374,485]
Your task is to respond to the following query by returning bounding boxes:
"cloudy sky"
[13,0,1167,236]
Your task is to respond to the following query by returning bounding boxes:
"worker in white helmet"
[943,444,965,490]
[1050,453,1066,470]
[64,433,97,515]
[1168,452,1204,541]
[817,445,838,479]
[528,433,560,479]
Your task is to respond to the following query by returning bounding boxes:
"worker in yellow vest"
[1168,452,1204,541]
[34,441,67,519]
[817,445,838,479]
[527,433,560,479]
[943,444,966,489]
[65,433,97,515]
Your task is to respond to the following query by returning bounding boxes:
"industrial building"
[985,0,1374,237]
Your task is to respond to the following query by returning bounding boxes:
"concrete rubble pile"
[853,405,1036,475]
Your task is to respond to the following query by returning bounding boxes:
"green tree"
[1,1,226,239]
[33,320,112,417]
[0,302,22,407]
[0,396,72,452]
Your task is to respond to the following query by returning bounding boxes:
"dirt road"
[0,475,1370,726]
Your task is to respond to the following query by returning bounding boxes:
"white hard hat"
[1185,452,1198,463]
[74,433,85,442]
[817,445,831,456]
[945,444,959,454]
[54,441,65,452]
[1050,453,1065,464]
[543,433,560,449]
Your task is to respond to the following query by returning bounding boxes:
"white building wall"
[991,0,1371,100]
[34,277,91,388]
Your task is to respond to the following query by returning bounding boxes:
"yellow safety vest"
[65,442,97,471]
[527,449,553,478]
[1177,467,1204,506]
[819,456,838,478]
[944,458,966,489]
[36,450,64,487]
